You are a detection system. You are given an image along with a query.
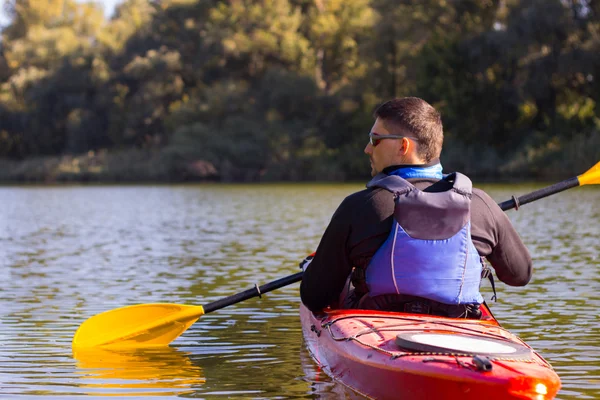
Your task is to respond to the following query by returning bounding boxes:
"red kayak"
[300,303,560,399]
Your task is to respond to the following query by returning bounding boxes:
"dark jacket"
[300,175,532,312]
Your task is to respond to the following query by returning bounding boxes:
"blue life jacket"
[365,172,483,305]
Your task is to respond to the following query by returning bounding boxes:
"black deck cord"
[202,272,303,314]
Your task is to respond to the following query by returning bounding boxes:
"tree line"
[0,0,598,182]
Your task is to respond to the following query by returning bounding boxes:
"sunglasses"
[368,132,418,147]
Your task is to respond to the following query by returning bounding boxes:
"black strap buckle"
[403,301,431,314]
[481,260,498,302]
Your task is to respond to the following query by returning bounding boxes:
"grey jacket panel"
[367,172,473,240]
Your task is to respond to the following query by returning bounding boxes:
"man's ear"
[399,137,410,156]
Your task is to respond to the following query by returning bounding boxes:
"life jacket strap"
[358,293,482,319]
[481,259,498,302]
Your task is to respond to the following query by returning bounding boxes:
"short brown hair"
[373,97,443,162]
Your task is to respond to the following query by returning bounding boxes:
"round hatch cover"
[395,332,533,358]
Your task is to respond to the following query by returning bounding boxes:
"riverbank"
[0,149,211,183]
[1,134,598,184]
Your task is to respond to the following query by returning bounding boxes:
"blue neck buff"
[387,163,444,180]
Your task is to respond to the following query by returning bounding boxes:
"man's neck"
[382,159,440,174]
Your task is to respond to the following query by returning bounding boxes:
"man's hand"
[299,253,315,272]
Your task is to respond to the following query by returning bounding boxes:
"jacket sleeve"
[471,189,532,286]
[300,198,354,312]
[300,188,395,311]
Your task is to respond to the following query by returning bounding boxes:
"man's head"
[364,97,443,176]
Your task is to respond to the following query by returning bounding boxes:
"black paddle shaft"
[497,177,579,211]
[202,175,581,314]
[202,272,303,314]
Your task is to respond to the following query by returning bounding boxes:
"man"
[300,97,531,318]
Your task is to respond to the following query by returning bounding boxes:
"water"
[0,183,598,399]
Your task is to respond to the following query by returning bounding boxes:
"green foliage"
[0,0,599,181]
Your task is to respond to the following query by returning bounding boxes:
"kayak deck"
[300,304,560,400]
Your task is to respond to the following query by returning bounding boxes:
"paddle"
[498,161,600,211]
[72,161,600,349]
[72,272,302,348]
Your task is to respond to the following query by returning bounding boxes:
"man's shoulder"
[332,186,394,218]
[331,186,395,223]
[471,187,497,205]
[470,186,504,222]
[343,186,392,204]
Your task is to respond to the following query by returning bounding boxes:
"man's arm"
[471,189,532,286]
[300,198,354,312]
[300,188,396,311]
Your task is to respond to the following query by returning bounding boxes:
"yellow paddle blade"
[72,303,205,349]
[578,160,600,186]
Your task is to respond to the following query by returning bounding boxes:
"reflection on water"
[0,183,598,399]
[299,342,366,400]
[73,347,204,397]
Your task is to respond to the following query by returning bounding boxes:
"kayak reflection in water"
[300,97,532,317]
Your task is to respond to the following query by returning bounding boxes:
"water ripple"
[0,184,598,399]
